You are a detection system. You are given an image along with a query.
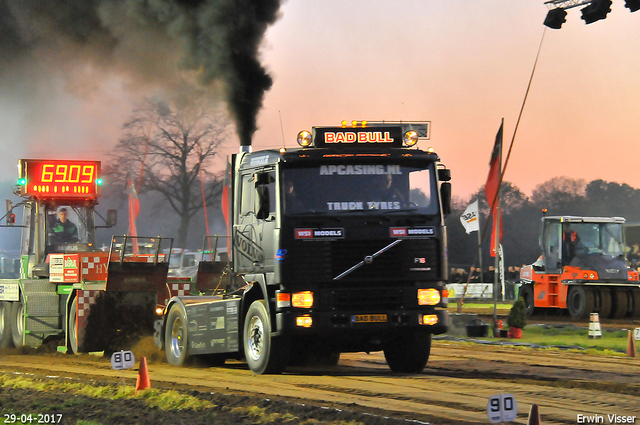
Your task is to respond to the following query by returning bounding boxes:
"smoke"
[0,0,283,146]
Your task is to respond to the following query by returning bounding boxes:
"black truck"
[155,121,451,374]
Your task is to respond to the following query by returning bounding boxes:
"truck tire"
[596,288,612,319]
[243,300,289,374]
[519,284,536,317]
[610,289,628,320]
[629,288,640,319]
[0,301,14,349]
[567,286,594,320]
[165,303,191,367]
[11,298,25,348]
[68,297,79,355]
[383,331,431,374]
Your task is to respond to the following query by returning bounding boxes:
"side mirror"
[106,209,117,227]
[437,168,451,182]
[5,200,15,225]
[440,182,452,216]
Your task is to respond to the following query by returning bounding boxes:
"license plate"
[353,314,387,323]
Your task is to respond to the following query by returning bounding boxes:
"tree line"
[445,177,640,269]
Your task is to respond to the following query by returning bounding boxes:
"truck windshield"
[283,163,438,215]
[46,205,91,250]
[571,222,624,257]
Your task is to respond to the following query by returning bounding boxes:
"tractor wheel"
[629,288,640,319]
[165,303,191,367]
[596,288,612,319]
[243,300,289,374]
[0,301,14,349]
[519,284,536,317]
[68,297,79,355]
[383,331,431,374]
[11,297,25,348]
[566,286,595,320]
[610,289,628,320]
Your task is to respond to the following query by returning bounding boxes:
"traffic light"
[581,0,612,24]
[625,0,640,12]
[544,8,567,29]
[7,213,16,225]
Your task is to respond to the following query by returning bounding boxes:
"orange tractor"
[519,216,640,320]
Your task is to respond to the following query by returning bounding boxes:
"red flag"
[126,176,140,253]
[485,122,503,257]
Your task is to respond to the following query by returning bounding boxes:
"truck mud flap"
[81,291,155,353]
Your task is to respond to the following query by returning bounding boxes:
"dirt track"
[1,338,639,425]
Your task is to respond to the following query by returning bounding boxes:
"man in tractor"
[52,207,79,244]
[562,222,580,266]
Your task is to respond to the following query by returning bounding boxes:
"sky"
[1,1,640,203]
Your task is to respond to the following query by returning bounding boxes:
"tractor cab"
[10,159,116,277]
[537,216,627,281]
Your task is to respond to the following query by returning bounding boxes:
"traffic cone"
[588,313,601,339]
[527,404,541,425]
[135,356,151,395]
[627,330,637,358]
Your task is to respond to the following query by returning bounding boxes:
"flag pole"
[493,118,504,337]
[477,199,483,285]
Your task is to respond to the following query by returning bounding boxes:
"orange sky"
[1,1,639,203]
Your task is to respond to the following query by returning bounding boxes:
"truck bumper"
[275,308,448,342]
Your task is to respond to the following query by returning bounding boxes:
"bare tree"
[531,176,586,212]
[104,94,229,247]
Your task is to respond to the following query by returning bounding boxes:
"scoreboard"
[18,159,101,199]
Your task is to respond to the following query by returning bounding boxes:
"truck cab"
[160,121,451,374]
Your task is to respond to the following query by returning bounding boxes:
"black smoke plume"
[0,0,282,146]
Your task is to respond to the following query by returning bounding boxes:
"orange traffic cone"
[527,403,541,425]
[628,331,637,358]
[135,356,151,395]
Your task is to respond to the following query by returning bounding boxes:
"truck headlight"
[417,288,441,305]
[296,316,313,327]
[403,130,419,147]
[292,291,314,308]
[421,314,438,325]
[297,130,312,147]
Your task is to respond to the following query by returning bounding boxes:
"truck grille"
[286,238,439,284]
[330,287,404,310]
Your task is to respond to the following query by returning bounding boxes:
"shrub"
[507,297,527,329]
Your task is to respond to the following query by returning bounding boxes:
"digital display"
[313,126,403,148]
[19,159,101,199]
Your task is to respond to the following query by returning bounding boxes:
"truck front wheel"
[243,300,289,374]
[165,304,190,366]
[0,301,14,349]
[383,331,431,374]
